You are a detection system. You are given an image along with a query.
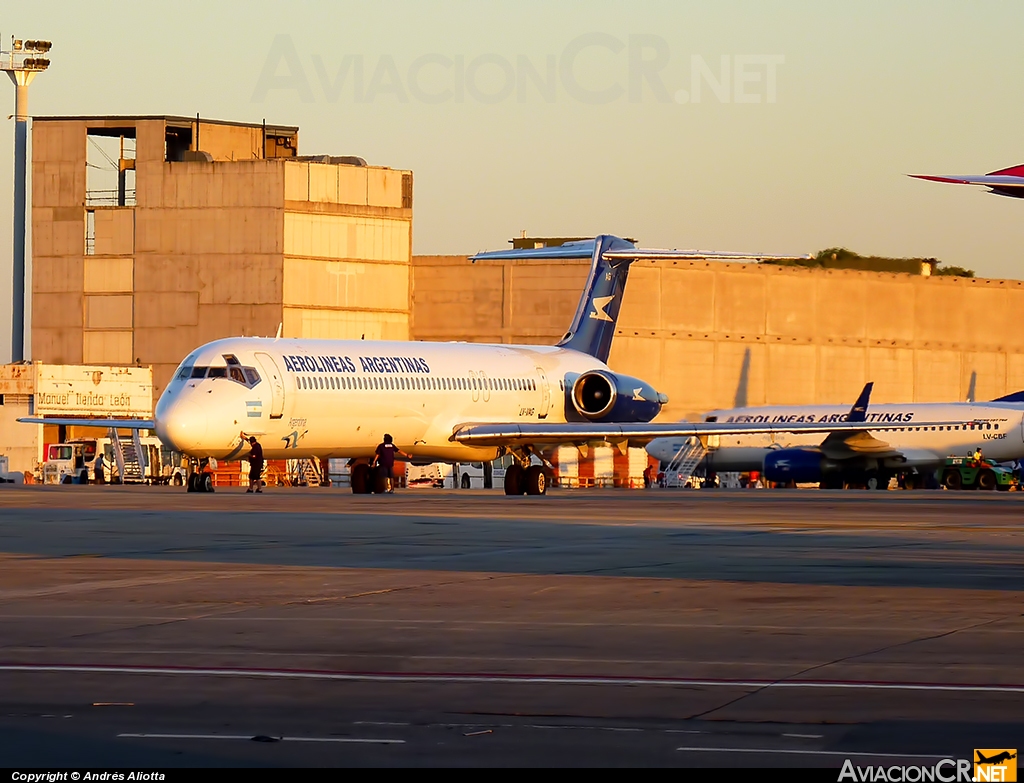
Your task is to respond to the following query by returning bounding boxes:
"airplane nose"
[156,398,208,453]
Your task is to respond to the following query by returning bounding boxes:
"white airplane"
[647,383,1024,490]
[22,235,971,495]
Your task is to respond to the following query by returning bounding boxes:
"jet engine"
[762,448,829,484]
[567,370,664,423]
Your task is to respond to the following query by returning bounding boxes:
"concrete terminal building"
[31,115,413,396]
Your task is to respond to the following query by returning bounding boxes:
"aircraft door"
[255,352,286,419]
[536,367,551,419]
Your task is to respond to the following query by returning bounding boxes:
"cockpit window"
[177,364,194,380]
[183,358,261,388]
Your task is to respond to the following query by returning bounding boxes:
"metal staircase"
[293,458,323,487]
[110,428,147,483]
[664,437,708,488]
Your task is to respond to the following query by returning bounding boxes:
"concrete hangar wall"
[31,115,412,397]
[412,254,1024,420]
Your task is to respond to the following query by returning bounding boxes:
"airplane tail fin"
[847,382,873,422]
[470,235,637,362]
[470,237,812,362]
[991,390,1024,403]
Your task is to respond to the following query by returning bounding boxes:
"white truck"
[42,434,187,485]
[404,460,537,490]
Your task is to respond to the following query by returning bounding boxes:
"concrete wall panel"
[817,345,867,403]
[962,351,1006,403]
[338,166,368,205]
[913,350,961,402]
[308,164,338,203]
[866,347,916,402]
[716,271,765,335]
[656,338,716,412]
[714,342,767,409]
[197,303,283,341]
[366,168,402,208]
[817,275,866,340]
[93,209,134,256]
[136,329,192,366]
[197,255,281,305]
[864,278,915,342]
[660,267,716,332]
[766,343,817,404]
[283,258,408,311]
[134,293,199,328]
[34,293,83,328]
[33,257,84,294]
[84,295,133,330]
[284,307,408,341]
[617,266,661,331]
[765,273,816,338]
[83,330,133,365]
[83,258,134,293]
[32,328,83,365]
[284,162,309,201]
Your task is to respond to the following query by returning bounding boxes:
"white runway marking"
[3,663,1024,693]
[118,733,404,744]
[675,747,947,759]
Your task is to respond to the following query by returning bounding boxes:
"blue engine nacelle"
[763,448,827,484]
[567,370,664,423]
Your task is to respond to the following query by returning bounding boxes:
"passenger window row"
[895,423,998,431]
[296,375,538,392]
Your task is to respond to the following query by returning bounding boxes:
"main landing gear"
[349,462,391,495]
[504,456,549,496]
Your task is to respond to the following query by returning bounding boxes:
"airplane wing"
[451,418,968,448]
[454,383,969,450]
[909,164,1024,198]
[18,417,155,429]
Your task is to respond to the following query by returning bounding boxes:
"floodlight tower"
[1,36,51,363]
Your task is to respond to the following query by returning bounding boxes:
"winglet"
[847,383,873,423]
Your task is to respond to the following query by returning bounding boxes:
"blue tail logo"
[556,235,637,362]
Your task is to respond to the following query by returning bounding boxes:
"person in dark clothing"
[246,436,264,493]
[372,434,407,493]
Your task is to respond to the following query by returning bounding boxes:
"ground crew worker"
[93,452,105,485]
[372,434,407,493]
[246,436,264,493]
[974,448,984,466]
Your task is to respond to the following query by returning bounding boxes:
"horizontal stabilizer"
[604,249,812,261]
[469,241,600,261]
[18,417,155,429]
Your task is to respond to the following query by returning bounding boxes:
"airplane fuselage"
[648,401,1024,472]
[155,337,611,462]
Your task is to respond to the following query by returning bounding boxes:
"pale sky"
[2,1,1024,362]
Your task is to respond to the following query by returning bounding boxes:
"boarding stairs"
[664,437,708,488]
[294,458,323,487]
[110,428,147,483]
